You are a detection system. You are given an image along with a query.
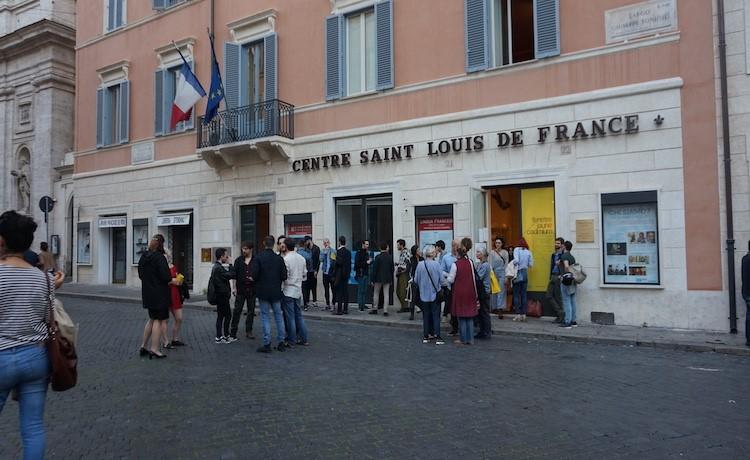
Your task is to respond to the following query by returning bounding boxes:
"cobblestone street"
[2,299,749,459]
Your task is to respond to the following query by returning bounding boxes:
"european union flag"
[204,34,225,124]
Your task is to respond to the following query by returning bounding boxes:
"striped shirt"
[0,264,51,350]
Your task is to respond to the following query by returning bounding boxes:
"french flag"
[170,61,206,130]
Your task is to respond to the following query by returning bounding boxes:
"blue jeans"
[458,318,474,344]
[421,301,441,338]
[0,344,50,460]
[259,299,285,346]
[357,275,369,308]
[561,284,577,325]
[282,296,308,343]
[513,276,528,315]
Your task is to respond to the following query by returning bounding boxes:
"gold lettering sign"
[576,219,595,243]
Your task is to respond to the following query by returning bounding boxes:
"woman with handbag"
[138,235,173,359]
[413,245,444,345]
[445,238,479,345]
[512,237,534,322]
[489,236,509,317]
[0,210,63,459]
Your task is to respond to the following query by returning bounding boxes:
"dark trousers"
[745,297,750,344]
[441,289,458,333]
[545,276,563,320]
[230,291,255,337]
[303,273,317,305]
[323,274,334,306]
[216,296,231,338]
[336,283,349,313]
[477,297,492,337]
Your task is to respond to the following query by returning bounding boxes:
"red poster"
[286,223,312,237]
[417,217,453,231]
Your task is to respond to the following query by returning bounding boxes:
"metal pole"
[718,0,738,333]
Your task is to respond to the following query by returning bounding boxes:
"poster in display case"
[601,191,660,285]
[77,222,91,264]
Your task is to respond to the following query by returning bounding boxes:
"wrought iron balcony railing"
[197,99,294,149]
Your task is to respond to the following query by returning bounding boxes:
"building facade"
[71,0,729,331]
[0,0,75,270]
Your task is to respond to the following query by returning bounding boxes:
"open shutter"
[96,88,104,148]
[154,69,164,136]
[224,42,240,109]
[102,87,113,145]
[153,0,166,10]
[115,0,123,28]
[465,0,488,73]
[264,33,278,101]
[375,0,394,91]
[534,0,560,58]
[107,0,116,30]
[164,68,175,133]
[325,14,342,101]
[119,80,129,144]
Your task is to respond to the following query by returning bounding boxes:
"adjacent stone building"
[0,0,75,270]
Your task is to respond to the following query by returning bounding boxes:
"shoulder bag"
[45,275,78,392]
[423,262,445,304]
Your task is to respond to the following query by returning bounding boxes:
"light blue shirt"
[414,259,443,302]
[439,252,456,287]
[321,247,334,274]
[513,247,533,270]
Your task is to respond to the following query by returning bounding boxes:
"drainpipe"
[717,0,738,333]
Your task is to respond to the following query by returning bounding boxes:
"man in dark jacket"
[544,237,565,322]
[370,242,394,316]
[252,235,288,352]
[742,240,750,347]
[210,248,235,343]
[138,235,172,357]
[354,240,371,311]
[230,241,255,340]
[334,235,352,315]
[304,236,321,307]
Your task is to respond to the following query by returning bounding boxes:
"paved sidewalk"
[57,282,750,356]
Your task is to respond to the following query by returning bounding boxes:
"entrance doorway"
[111,227,127,284]
[487,183,556,314]
[171,224,193,289]
[335,194,393,303]
[239,203,270,250]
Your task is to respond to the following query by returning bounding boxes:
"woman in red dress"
[166,250,186,347]
[446,238,479,345]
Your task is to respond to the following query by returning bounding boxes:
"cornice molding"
[0,19,75,60]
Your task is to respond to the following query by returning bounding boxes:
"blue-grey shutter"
[119,81,129,144]
[465,0,488,73]
[264,33,278,101]
[96,88,104,148]
[534,0,560,58]
[164,68,175,133]
[102,87,113,145]
[224,42,240,109]
[153,0,166,10]
[375,0,394,91]
[107,0,116,30]
[185,60,195,129]
[325,14,342,101]
[154,69,164,136]
[115,0,123,28]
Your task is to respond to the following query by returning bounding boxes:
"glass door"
[112,227,127,284]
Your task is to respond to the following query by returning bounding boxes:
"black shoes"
[276,343,287,352]
[256,344,272,353]
[148,351,166,359]
[139,347,149,357]
[369,310,378,315]
[171,340,186,347]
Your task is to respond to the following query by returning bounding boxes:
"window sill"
[97,142,129,150]
[156,127,195,138]
[104,25,126,34]
[341,89,379,101]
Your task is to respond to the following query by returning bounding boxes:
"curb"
[57,292,750,357]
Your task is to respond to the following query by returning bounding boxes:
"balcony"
[196,99,295,169]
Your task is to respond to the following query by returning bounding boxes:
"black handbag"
[424,262,445,303]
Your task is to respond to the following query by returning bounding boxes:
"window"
[18,103,31,125]
[465,0,559,73]
[153,0,185,10]
[325,0,393,101]
[346,9,376,95]
[105,0,126,31]
[245,41,265,105]
[601,191,660,285]
[96,81,130,147]
[154,62,194,136]
[132,218,149,265]
[224,35,277,108]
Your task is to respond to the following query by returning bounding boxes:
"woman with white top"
[512,237,534,321]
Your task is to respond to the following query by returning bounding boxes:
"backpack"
[568,263,587,284]
[206,270,217,305]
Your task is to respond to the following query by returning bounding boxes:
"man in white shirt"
[281,238,309,346]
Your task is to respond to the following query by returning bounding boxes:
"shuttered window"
[465,0,559,73]
[153,0,184,10]
[96,81,129,148]
[326,0,394,101]
[106,0,126,32]
[154,61,194,136]
[224,34,277,108]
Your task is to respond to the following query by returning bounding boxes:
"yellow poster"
[521,187,556,292]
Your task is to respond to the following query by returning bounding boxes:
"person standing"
[742,241,750,347]
[252,236,288,352]
[305,236,321,308]
[474,247,493,340]
[230,242,256,340]
[440,240,459,336]
[165,250,186,348]
[0,211,59,459]
[138,234,172,358]
[282,239,309,347]
[370,242,394,316]
[558,241,578,329]
[395,239,410,313]
[446,239,479,345]
[210,248,235,343]
[354,240,372,311]
[413,245,444,345]
[408,244,422,321]
[512,237,534,322]
[489,237,509,318]
[334,236,352,315]
[38,242,55,273]
[320,238,336,310]
[545,237,565,323]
